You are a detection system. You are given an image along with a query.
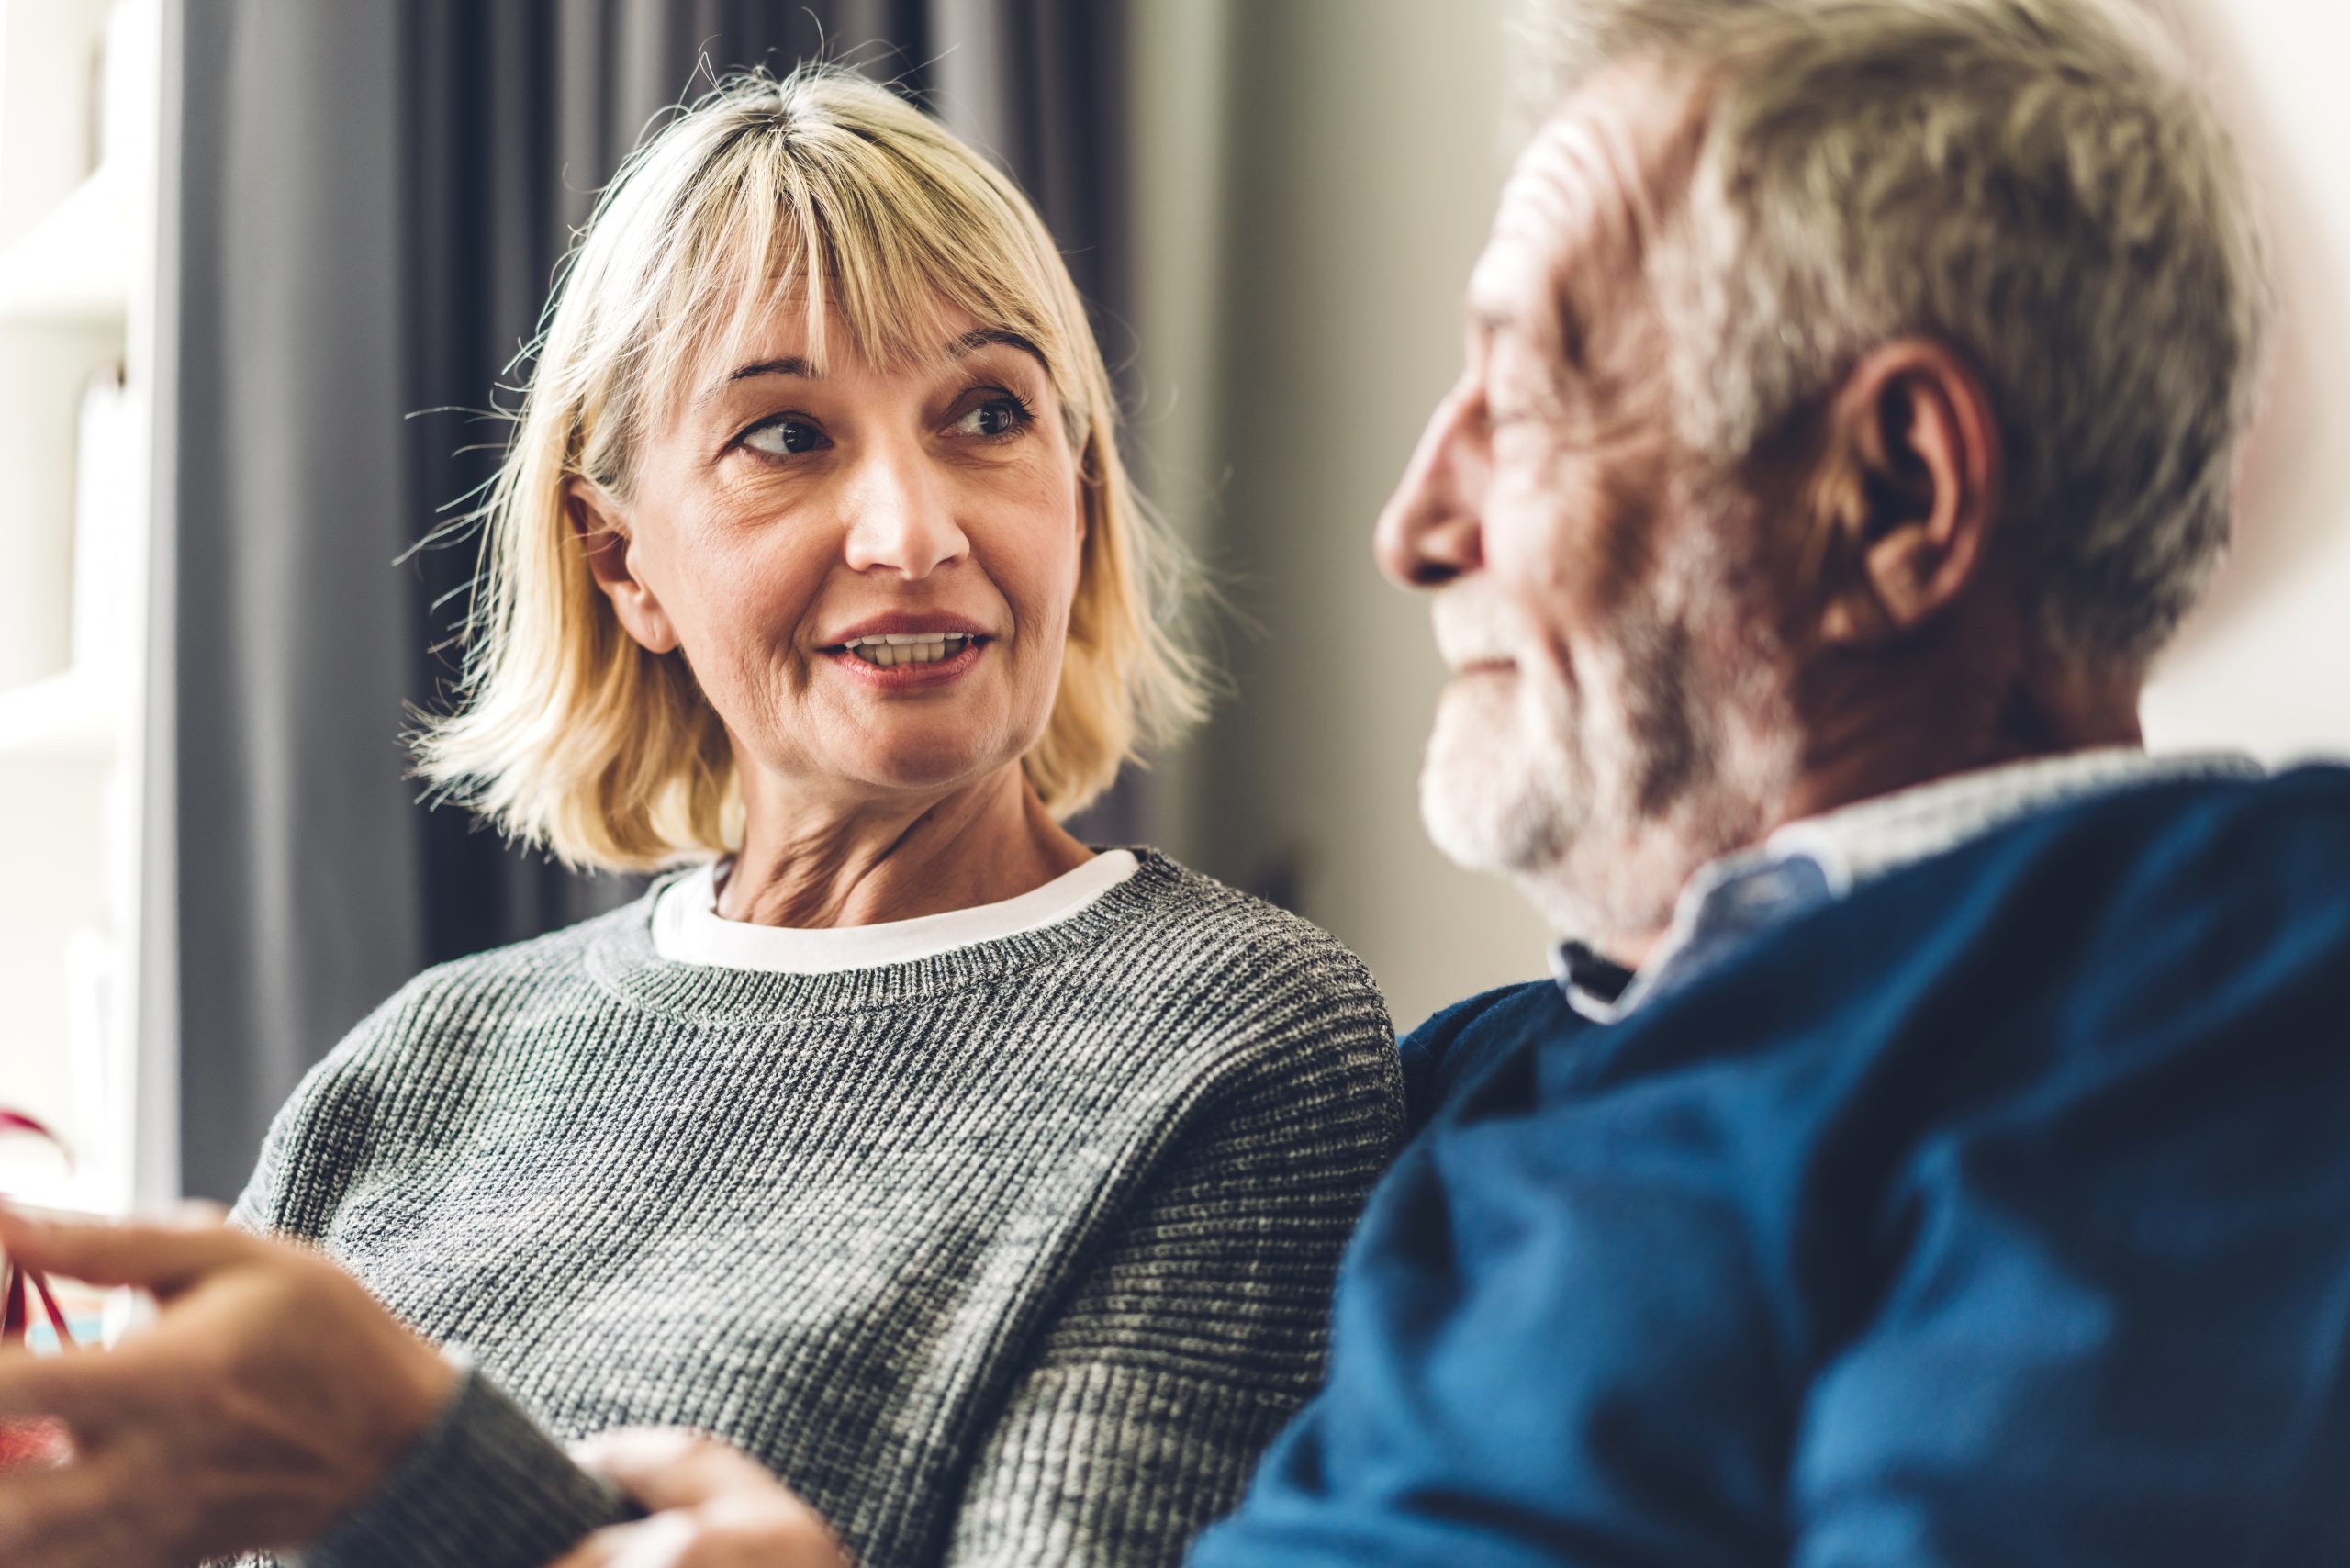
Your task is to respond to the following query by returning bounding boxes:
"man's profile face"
[1374,67,1795,942]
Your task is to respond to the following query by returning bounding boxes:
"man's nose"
[842,443,969,579]
[1373,375,1485,589]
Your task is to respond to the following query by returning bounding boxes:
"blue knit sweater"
[1193,765,2350,1566]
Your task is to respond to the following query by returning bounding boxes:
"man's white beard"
[1418,532,1796,946]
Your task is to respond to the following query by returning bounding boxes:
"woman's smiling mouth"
[837,631,977,668]
[821,631,991,687]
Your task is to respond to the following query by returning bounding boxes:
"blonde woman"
[0,69,1400,1568]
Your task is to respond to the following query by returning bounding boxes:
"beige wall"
[1131,0,1547,1033]
[2143,0,2350,765]
[1127,0,2350,1034]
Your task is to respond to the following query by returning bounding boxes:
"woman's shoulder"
[1086,852,1404,1151]
[309,891,656,1078]
[237,893,660,1225]
[393,888,655,1003]
[1112,851,1385,1005]
[1075,852,1397,1088]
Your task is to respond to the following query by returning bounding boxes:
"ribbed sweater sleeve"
[943,957,1402,1566]
[229,994,635,1568]
[302,1362,633,1568]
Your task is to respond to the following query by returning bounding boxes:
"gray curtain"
[169,0,1136,1202]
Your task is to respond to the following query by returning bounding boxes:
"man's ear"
[1805,339,2002,648]
[569,479,681,655]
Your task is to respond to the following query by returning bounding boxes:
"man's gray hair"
[1514,0,2270,672]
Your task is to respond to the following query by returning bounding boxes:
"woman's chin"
[839,738,1020,801]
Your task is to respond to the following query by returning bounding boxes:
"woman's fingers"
[573,1428,786,1512]
[9,1223,458,1563]
[546,1511,702,1568]
[0,1343,146,1428]
[0,1207,251,1297]
[565,1429,850,1566]
[546,1509,848,1568]
[0,1459,135,1567]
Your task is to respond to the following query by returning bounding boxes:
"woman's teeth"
[842,633,974,668]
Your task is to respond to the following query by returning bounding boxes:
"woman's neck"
[718,766,1093,929]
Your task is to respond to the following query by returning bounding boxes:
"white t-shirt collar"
[652,850,1141,974]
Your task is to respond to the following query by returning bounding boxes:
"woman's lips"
[822,635,989,689]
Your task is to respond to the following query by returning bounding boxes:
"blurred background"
[0,0,2344,1206]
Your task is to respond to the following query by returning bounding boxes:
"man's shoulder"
[1631,761,2350,1115]
[2007,760,2350,1032]
[1995,756,2350,861]
[1859,759,2350,952]
[1399,980,1575,1132]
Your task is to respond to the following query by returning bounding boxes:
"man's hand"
[0,1204,456,1566]
[553,1428,852,1568]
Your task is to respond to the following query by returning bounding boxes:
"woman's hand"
[553,1428,852,1568]
[0,1204,456,1566]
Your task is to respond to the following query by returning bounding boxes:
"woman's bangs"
[680,147,1066,405]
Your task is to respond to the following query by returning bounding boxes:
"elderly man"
[1190,0,2350,1563]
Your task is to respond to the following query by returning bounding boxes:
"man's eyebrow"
[1469,297,1584,374]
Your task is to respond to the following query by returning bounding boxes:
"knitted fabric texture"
[229,852,1403,1568]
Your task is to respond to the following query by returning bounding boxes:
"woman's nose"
[841,446,969,579]
[1373,374,1487,589]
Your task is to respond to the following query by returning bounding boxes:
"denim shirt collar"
[1555,747,2262,1025]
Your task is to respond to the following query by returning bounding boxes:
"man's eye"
[743,417,827,456]
[952,397,1031,440]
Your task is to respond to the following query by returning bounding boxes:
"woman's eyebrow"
[701,330,1046,408]
[722,354,821,386]
[698,354,822,410]
[948,327,1048,371]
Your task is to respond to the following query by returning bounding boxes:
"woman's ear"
[569,479,682,655]
[1807,339,2003,649]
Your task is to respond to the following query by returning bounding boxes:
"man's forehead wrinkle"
[1578,64,1713,251]
[1529,103,1669,277]
[1483,71,1707,398]
[1491,118,1623,375]
[1478,129,1593,323]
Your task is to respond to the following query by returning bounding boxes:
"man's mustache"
[1430,587,1537,669]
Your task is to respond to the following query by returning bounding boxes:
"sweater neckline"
[652,850,1143,973]
[586,847,1190,1024]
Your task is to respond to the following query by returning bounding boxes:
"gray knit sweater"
[229,851,1401,1568]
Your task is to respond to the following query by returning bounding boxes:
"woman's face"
[579,297,1085,811]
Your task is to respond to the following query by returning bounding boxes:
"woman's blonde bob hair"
[415,67,1204,871]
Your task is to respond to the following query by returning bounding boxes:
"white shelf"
[0,1142,89,1214]
[0,669,118,762]
[0,163,132,325]
[0,0,169,1217]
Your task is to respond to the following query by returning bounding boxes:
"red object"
[1,1108,76,1470]
[0,1417,68,1468]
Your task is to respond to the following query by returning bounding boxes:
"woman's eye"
[742,417,827,457]
[951,397,1030,440]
